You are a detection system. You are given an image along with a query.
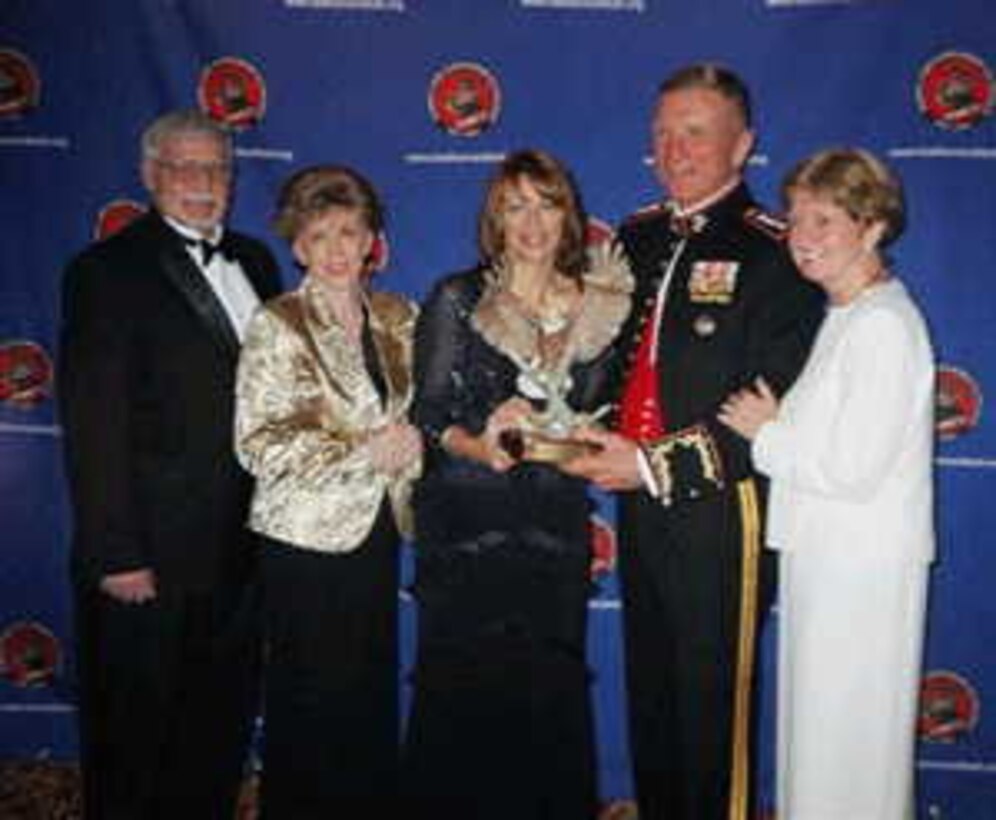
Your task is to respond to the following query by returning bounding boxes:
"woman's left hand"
[718,377,780,441]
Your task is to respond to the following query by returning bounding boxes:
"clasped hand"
[717,377,779,440]
[368,421,423,475]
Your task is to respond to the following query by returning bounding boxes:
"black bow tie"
[184,236,229,267]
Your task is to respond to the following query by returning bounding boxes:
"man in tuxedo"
[58,109,281,819]
[567,64,823,819]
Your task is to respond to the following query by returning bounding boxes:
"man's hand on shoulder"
[99,569,157,604]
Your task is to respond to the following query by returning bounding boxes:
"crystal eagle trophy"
[499,354,606,464]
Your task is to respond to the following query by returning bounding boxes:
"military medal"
[693,313,717,337]
[689,260,739,304]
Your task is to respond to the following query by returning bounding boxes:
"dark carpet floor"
[0,761,638,819]
[0,761,261,820]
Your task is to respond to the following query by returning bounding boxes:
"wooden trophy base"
[520,430,601,464]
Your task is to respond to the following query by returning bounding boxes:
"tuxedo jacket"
[58,210,282,592]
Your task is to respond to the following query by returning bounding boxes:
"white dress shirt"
[166,216,261,341]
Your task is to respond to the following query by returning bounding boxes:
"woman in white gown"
[719,147,935,820]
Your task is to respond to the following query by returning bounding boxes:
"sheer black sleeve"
[567,336,627,422]
[413,271,487,454]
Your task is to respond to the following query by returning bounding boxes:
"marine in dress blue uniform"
[565,64,823,820]
[614,183,822,820]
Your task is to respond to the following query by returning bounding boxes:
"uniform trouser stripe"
[729,478,761,820]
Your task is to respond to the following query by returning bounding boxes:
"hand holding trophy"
[498,352,607,464]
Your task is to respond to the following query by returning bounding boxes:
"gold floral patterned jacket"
[235,276,419,553]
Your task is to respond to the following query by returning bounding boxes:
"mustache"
[181,193,220,205]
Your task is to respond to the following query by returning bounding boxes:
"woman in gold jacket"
[234,165,421,818]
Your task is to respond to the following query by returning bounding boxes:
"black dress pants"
[617,486,774,820]
[258,505,400,820]
[74,577,261,820]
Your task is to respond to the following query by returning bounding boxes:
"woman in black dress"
[403,149,632,818]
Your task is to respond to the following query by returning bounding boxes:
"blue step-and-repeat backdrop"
[2,1,995,816]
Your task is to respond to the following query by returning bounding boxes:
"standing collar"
[668,177,743,218]
[664,181,753,236]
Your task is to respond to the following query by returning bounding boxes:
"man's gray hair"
[141,109,233,164]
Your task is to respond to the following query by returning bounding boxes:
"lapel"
[296,279,410,420]
[222,231,279,302]
[148,212,241,359]
[299,279,379,412]
[367,294,411,418]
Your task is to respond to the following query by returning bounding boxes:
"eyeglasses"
[155,159,232,180]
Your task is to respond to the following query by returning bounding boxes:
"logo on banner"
[586,216,615,248]
[0,621,61,688]
[198,57,267,130]
[370,231,390,273]
[918,670,980,742]
[588,513,617,578]
[917,51,994,130]
[0,340,53,409]
[935,364,982,441]
[428,62,501,137]
[0,48,40,118]
[94,199,147,241]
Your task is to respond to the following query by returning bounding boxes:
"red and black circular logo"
[588,513,617,578]
[428,62,501,137]
[198,57,267,130]
[917,51,994,130]
[586,216,615,249]
[918,670,980,742]
[935,364,982,441]
[0,621,61,688]
[0,340,53,409]
[369,231,390,273]
[0,48,40,118]
[94,199,147,241]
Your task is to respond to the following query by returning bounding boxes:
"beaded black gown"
[403,249,632,819]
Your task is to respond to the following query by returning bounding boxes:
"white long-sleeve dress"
[752,278,935,820]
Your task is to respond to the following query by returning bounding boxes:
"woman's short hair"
[782,148,905,245]
[478,149,589,280]
[272,164,384,247]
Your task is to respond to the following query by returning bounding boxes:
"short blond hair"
[783,148,905,245]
